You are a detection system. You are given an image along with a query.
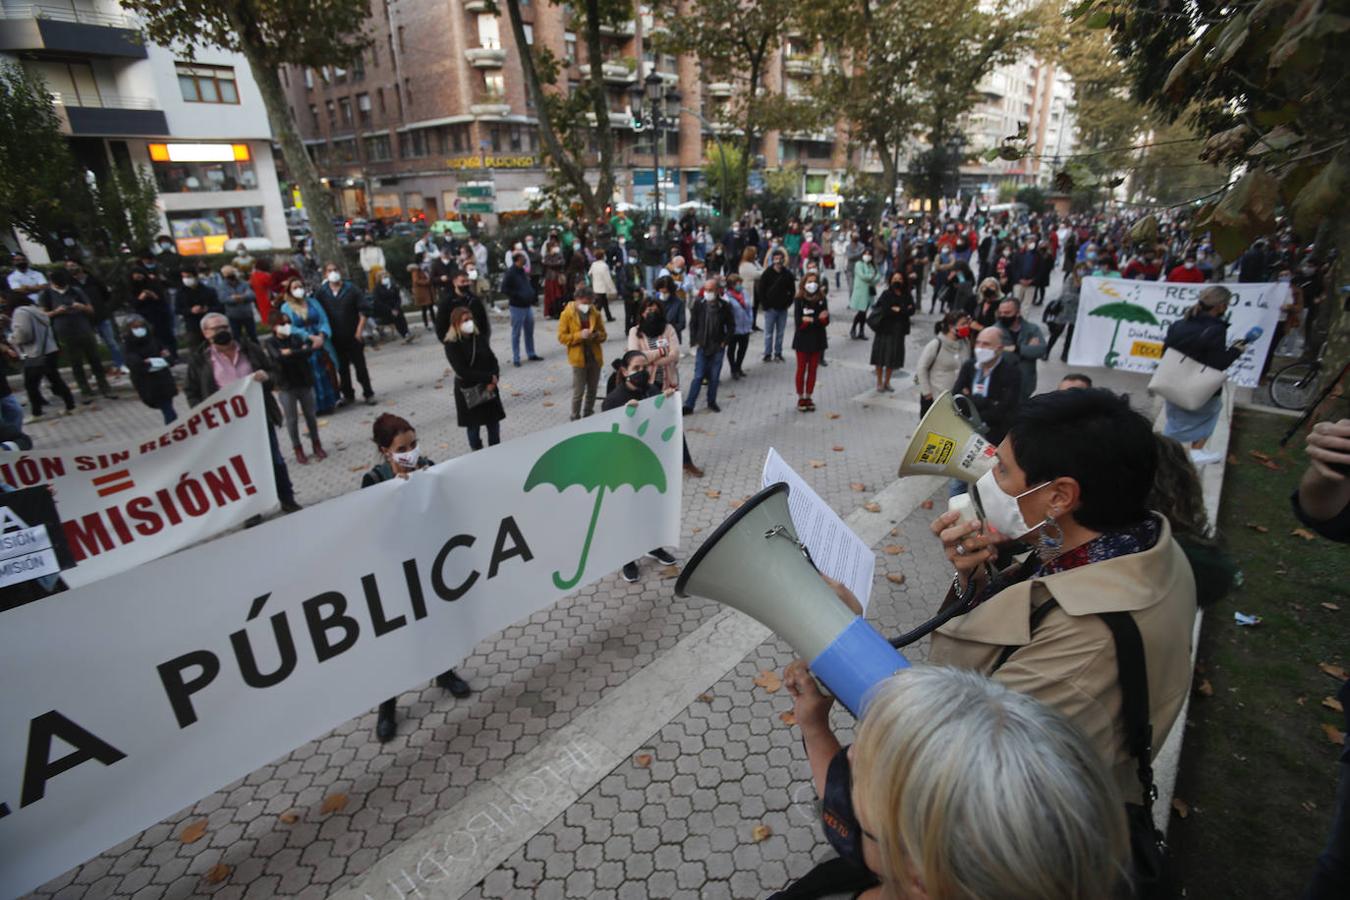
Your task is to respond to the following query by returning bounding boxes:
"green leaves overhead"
[1289,155,1348,237]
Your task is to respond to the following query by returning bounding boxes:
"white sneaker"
[1189,449,1222,466]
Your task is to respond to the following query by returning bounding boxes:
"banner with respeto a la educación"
[1067,277,1287,388]
[0,378,277,589]
[0,394,683,898]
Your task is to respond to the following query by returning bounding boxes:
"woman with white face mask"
[443,305,506,450]
[911,388,1199,818]
[360,413,472,742]
[280,276,340,414]
[262,309,325,464]
[121,315,179,424]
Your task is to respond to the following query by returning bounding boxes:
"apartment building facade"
[0,0,289,258]
[959,56,1077,195]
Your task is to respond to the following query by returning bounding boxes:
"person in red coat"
[1167,250,1206,283]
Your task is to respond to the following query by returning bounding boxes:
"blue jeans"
[1,394,24,431]
[159,399,178,425]
[467,420,501,451]
[509,305,536,364]
[644,265,661,289]
[762,308,788,357]
[685,347,724,408]
[95,319,125,368]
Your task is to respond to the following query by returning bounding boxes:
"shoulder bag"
[456,339,495,409]
[1147,347,1227,411]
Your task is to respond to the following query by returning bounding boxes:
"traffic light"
[631,116,644,133]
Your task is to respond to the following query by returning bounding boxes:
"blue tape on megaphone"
[809,617,910,718]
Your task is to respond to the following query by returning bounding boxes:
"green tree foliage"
[757,163,803,225]
[502,0,626,221]
[651,0,810,216]
[123,0,372,269]
[699,141,748,215]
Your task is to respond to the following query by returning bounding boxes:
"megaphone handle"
[765,524,816,569]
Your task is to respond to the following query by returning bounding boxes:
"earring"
[1037,514,1065,556]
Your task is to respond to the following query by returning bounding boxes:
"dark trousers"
[62,331,110,396]
[467,420,501,450]
[267,425,295,504]
[23,354,75,414]
[228,316,255,344]
[728,334,750,374]
[333,337,373,401]
[420,306,434,328]
[159,399,178,424]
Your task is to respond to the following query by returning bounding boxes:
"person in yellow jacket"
[558,286,607,420]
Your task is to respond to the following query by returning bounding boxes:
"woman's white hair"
[852,666,1129,900]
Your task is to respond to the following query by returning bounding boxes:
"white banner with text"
[0,379,276,589]
[1067,277,1287,387]
[0,396,683,897]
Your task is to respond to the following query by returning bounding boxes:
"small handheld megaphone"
[897,391,997,482]
[675,482,908,717]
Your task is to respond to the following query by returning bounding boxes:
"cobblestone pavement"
[21,276,1153,900]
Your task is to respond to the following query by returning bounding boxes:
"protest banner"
[0,394,683,898]
[0,379,276,589]
[1067,277,1287,387]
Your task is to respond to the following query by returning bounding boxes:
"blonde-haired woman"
[443,305,505,450]
[738,245,764,329]
[780,664,1128,900]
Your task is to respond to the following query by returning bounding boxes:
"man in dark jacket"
[683,278,735,415]
[501,251,541,366]
[1010,240,1040,306]
[39,269,113,401]
[174,265,224,351]
[436,271,491,343]
[758,250,795,362]
[994,297,1048,400]
[186,313,300,514]
[952,325,1023,445]
[64,261,124,374]
[315,262,377,406]
[429,245,459,304]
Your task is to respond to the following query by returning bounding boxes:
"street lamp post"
[677,105,731,219]
[631,72,680,230]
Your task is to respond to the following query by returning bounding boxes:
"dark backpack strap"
[991,596,1059,672]
[1098,611,1158,808]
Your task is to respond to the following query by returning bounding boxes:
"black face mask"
[210,330,234,346]
[641,312,666,336]
[626,369,650,392]
[998,315,1017,328]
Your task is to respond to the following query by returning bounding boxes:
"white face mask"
[974,346,998,364]
[862,254,872,262]
[326,271,341,283]
[276,324,292,338]
[975,468,1050,541]
[291,287,306,299]
[182,276,198,287]
[130,327,148,338]
[804,282,818,293]
[391,447,420,469]
[577,303,591,315]
[460,320,476,335]
[381,277,392,287]
[466,269,478,279]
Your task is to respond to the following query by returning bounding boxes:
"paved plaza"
[21,283,1157,900]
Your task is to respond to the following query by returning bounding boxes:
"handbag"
[1147,347,1227,411]
[866,304,886,332]
[458,382,494,409]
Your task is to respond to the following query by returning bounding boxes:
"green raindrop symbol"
[653,394,665,409]
[625,405,637,417]
[661,426,676,442]
[638,419,650,436]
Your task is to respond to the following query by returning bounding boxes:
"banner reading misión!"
[0,379,277,590]
[0,395,683,898]
[1067,277,1287,388]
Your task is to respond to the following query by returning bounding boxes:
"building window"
[522,24,534,44]
[397,25,405,52]
[356,92,372,127]
[166,206,265,255]
[509,125,522,152]
[484,73,505,101]
[565,33,576,64]
[352,57,365,82]
[325,100,336,126]
[377,87,386,116]
[403,77,413,105]
[309,104,319,127]
[152,155,258,193]
[364,133,392,161]
[489,125,501,152]
[304,68,314,90]
[399,129,429,158]
[176,63,239,104]
[477,14,501,49]
[332,138,357,163]
[338,96,353,126]
[370,44,379,68]
[334,66,347,84]
[451,124,466,152]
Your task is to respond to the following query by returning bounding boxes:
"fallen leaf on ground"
[541,389,552,396]
[433,384,443,389]
[864,502,882,513]
[1262,459,1282,471]
[278,811,300,825]
[1227,454,1239,465]
[437,443,449,450]
[660,565,680,578]
[751,824,773,842]
[888,528,899,536]
[828,413,841,420]
[691,527,702,534]
[809,460,826,468]
[542,401,554,408]
[886,573,906,585]
[920,500,934,510]
[317,418,330,427]
[349,465,366,472]
[203,864,231,885]
[634,753,653,768]
[729,499,744,509]
[1196,679,1214,697]
[1291,528,1317,541]
[753,670,783,693]
[779,711,797,725]
[1322,603,1341,612]
[1249,449,1273,462]
[696,693,714,703]
[1319,663,1348,681]
[832,445,845,452]
[1297,696,1308,706]
[1323,723,1347,745]
[320,793,348,814]
[1171,797,1189,819]
[1245,522,1269,533]
[1323,697,1345,713]
[883,545,905,555]
[850,482,867,492]
[511,391,523,397]
[179,819,208,844]
[706,489,722,499]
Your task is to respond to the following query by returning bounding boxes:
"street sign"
[458,201,495,214]
[457,185,494,198]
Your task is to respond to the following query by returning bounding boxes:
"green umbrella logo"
[1090,300,1159,367]
[524,401,675,589]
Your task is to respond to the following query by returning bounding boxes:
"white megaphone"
[675,482,909,717]
[897,390,997,482]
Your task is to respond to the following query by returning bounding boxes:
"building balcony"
[784,58,815,77]
[465,46,507,68]
[469,101,512,118]
[577,61,637,84]
[52,91,168,136]
[0,4,145,58]
[584,110,635,129]
[599,19,636,36]
[462,0,492,10]
[706,82,732,98]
